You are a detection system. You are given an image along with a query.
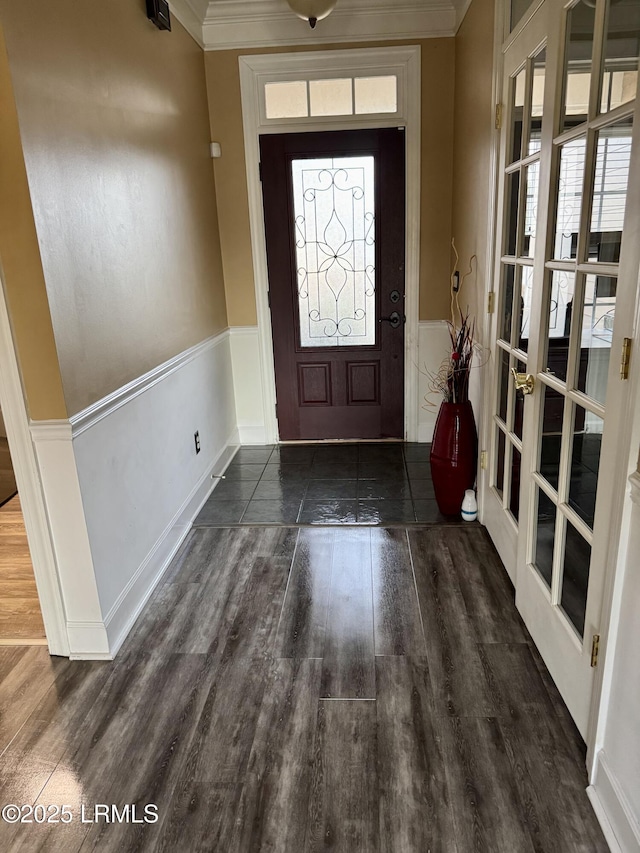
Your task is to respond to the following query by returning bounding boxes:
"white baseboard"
[589,751,640,853]
[67,622,111,660]
[104,436,238,657]
[232,423,268,445]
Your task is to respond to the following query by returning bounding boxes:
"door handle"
[379,311,405,330]
[511,368,535,395]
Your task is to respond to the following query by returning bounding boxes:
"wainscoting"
[30,330,238,659]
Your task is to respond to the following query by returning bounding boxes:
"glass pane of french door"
[490,40,548,537]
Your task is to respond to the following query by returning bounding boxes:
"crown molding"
[169,0,205,47]
[201,0,456,50]
[172,0,471,50]
[454,0,473,30]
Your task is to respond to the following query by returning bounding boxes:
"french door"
[483,0,640,738]
[260,129,406,441]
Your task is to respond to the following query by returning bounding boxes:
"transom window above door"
[249,48,414,129]
[264,76,398,120]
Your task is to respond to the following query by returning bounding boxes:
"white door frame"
[0,267,69,655]
[239,46,422,443]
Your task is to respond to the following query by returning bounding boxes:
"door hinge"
[495,103,503,130]
[480,450,488,470]
[620,337,632,380]
[487,291,495,314]
[590,633,600,668]
[258,161,263,182]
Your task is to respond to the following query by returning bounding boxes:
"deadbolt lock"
[511,368,535,395]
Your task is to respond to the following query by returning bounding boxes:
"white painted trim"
[228,326,267,445]
[477,0,505,529]
[417,320,451,443]
[629,470,640,506]
[167,0,205,47]
[201,0,455,50]
[67,623,111,661]
[239,45,422,443]
[29,421,72,442]
[70,330,230,437]
[29,420,108,658]
[228,325,260,338]
[0,274,69,655]
[589,751,640,853]
[104,434,238,657]
[403,47,422,444]
[232,424,268,445]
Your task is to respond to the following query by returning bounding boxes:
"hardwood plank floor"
[371,528,426,656]
[274,528,334,658]
[376,655,456,853]
[0,495,45,641]
[409,527,498,716]
[320,528,375,699]
[305,700,378,853]
[231,658,322,853]
[0,525,608,852]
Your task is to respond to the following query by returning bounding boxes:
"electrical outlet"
[194,431,200,454]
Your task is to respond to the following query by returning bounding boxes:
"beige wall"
[0,25,67,420]
[452,0,496,340]
[0,0,227,415]
[205,39,456,325]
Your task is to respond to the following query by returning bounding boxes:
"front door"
[260,128,405,440]
[482,0,640,739]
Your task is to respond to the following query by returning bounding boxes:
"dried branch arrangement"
[424,239,482,406]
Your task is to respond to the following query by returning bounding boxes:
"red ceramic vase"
[430,401,478,516]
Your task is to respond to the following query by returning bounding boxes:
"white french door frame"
[478,0,509,526]
[481,0,640,765]
[239,46,421,443]
[480,4,549,580]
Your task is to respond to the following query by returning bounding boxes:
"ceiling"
[169,0,472,50]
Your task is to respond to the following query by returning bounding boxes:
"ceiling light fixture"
[286,0,337,29]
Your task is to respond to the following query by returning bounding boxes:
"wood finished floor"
[0,526,608,852]
[0,495,46,641]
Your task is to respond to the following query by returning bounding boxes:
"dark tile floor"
[195,443,473,526]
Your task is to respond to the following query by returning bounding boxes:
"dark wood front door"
[260,128,406,441]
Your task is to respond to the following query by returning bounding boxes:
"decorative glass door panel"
[291,156,376,348]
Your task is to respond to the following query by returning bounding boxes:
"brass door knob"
[511,368,535,395]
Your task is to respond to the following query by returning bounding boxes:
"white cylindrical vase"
[461,489,478,522]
